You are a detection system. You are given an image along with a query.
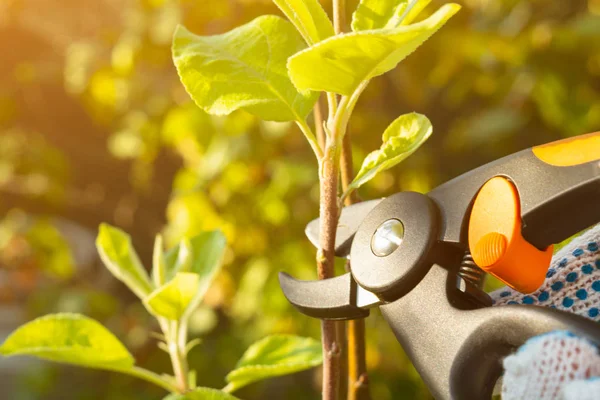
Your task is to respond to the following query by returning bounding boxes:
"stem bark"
[333,0,346,35]
[340,127,371,400]
[331,2,349,398]
[318,140,342,400]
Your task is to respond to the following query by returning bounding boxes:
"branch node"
[328,341,341,358]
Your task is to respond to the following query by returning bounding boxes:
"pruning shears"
[279,131,600,399]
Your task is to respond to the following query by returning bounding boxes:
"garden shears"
[279,131,600,399]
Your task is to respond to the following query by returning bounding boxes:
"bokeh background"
[0,0,599,398]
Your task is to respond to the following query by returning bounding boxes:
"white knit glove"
[501,331,600,399]
[490,224,600,400]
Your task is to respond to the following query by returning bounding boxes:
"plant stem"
[340,134,359,206]
[157,316,190,393]
[298,119,324,160]
[330,3,350,398]
[168,320,190,393]
[327,93,338,123]
[346,317,369,400]
[333,0,346,35]
[222,383,235,393]
[314,94,327,150]
[317,139,342,400]
[332,81,370,145]
[318,78,371,400]
[340,132,370,400]
[317,149,340,268]
[336,315,348,400]
[114,366,179,393]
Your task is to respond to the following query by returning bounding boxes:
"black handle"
[428,147,600,250]
[379,263,600,400]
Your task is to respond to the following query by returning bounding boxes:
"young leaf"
[401,0,433,25]
[173,237,193,275]
[96,223,153,299]
[352,0,409,31]
[288,3,460,95]
[162,231,226,317]
[347,112,432,192]
[164,238,187,279]
[225,335,322,392]
[165,231,226,277]
[145,272,201,320]
[173,16,318,123]
[164,387,240,400]
[0,313,134,370]
[273,0,334,45]
[152,234,167,287]
[183,231,226,316]
[351,0,432,32]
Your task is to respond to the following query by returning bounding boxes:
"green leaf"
[225,335,322,392]
[352,0,408,31]
[273,0,335,45]
[402,0,433,25]
[347,112,432,192]
[96,223,153,299]
[145,272,201,320]
[164,387,240,400]
[351,0,432,32]
[183,231,226,316]
[173,16,318,122]
[163,231,226,317]
[288,4,460,95]
[166,237,193,277]
[0,313,134,370]
[165,231,226,280]
[152,234,167,287]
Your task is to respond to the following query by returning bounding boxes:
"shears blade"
[305,198,383,257]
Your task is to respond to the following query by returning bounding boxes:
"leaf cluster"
[173,0,461,199]
[0,224,323,399]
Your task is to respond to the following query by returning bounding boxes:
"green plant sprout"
[172,0,460,399]
[0,223,322,399]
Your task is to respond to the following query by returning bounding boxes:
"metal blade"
[278,272,371,320]
[304,198,383,257]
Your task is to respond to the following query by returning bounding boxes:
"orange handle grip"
[468,177,553,293]
[468,131,600,292]
[533,131,600,166]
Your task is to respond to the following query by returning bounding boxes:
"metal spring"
[458,251,486,289]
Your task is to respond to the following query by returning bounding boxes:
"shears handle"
[430,131,600,248]
[429,132,600,292]
[380,263,600,400]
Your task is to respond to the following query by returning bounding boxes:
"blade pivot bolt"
[371,219,404,257]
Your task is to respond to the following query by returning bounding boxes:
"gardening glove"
[490,223,600,400]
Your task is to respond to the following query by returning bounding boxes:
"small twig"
[314,94,327,150]
[222,383,235,393]
[297,119,324,160]
[347,318,370,400]
[340,134,359,206]
[113,366,178,393]
[160,319,190,393]
[336,315,349,400]
[333,0,346,35]
[331,7,349,397]
[340,124,370,400]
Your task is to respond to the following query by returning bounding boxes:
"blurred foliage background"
[0,0,599,398]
